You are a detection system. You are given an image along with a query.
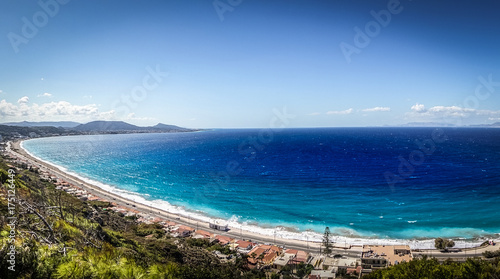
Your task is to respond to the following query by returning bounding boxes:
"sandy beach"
[6,139,325,253]
[6,138,499,255]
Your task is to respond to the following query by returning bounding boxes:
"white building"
[209,219,228,231]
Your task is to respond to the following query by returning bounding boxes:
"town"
[2,140,499,279]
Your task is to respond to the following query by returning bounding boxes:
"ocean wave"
[20,139,499,250]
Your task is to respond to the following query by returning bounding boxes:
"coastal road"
[6,140,326,255]
[413,244,498,260]
[6,140,499,259]
[146,209,363,257]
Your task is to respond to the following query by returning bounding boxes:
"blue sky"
[1,0,499,128]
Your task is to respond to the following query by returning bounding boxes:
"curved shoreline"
[7,138,499,251]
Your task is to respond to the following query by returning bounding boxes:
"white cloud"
[409,103,479,117]
[426,105,476,117]
[0,99,117,122]
[0,100,18,116]
[411,103,426,112]
[327,108,353,115]
[35,101,99,116]
[406,103,500,124]
[0,90,3,94]
[362,107,391,112]
[37,92,52,98]
[17,96,29,104]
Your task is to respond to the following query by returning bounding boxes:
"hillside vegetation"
[0,156,262,279]
[363,256,500,279]
[1,154,500,278]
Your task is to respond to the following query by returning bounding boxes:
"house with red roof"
[214,235,234,246]
[193,229,214,239]
[174,225,195,237]
[290,249,310,264]
[247,244,283,268]
[235,240,255,253]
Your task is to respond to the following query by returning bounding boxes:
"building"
[292,250,310,264]
[272,249,298,270]
[214,235,233,246]
[323,255,360,273]
[272,254,292,271]
[193,229,213,239]
[276,249,310,266]
[213,250,229,261]
[209,220,228,231]
[236,240,254,249]
[248,244,283,268]
[232,240,255,253]
[174,225,195,237]
[362,245,412,269]
[309,270,336,279]
[165,221,177,227]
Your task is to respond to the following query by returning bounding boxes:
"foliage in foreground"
[0,156,265,278]
[2,155,500,279]
[363,256,500,279]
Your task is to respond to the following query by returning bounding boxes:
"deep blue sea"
[22,128,500,245]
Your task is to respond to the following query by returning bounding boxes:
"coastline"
[6,138,498,251]
[8,139,319,252]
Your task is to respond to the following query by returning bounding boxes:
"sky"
[1,0,499,128]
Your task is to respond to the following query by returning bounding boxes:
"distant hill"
[152,123,191,132]
[0,120,196,142]
[2,121,81,128]
[73,121,141,132]
[0,124,69,141]
[469,122,500,127]
[402,122,456,127]
[73,121,196,133]
[401,122,500,128]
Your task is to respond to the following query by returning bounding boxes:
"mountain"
[2,121,81,128]
[401,122,500,128]
[152,123,191,132]
[402,122,456,127]
[73,121,142,132]
[469,122,500,127]
[73,121,196,133]
[0,124,70,140]
[0,121,196,141]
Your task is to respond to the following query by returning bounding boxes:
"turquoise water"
[22,128,500,243]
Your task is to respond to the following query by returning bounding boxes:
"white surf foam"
[19,140,500,250]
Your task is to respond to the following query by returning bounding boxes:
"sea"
[21,128,500,249]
